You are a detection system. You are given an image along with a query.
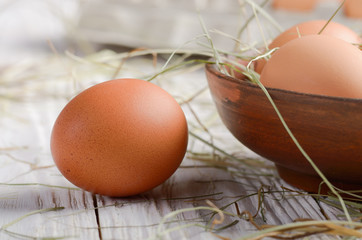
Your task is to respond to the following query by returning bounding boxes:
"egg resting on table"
[50,78,188,197]
[260,35,362,98]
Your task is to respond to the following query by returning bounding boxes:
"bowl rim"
[205,63,362,103]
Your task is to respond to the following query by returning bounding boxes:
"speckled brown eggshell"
[50,78,188,197]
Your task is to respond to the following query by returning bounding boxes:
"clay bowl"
[205,63,362,194]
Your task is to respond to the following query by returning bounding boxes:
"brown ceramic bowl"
[205,63,362,194]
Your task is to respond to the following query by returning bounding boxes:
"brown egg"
[50,78,188,197]
[272,0,317,11]
[344,0,362,18]
[260,35,362,98]
[255,20,362,74]
[225,58,249,80]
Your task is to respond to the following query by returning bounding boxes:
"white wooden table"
[0,1,360,239]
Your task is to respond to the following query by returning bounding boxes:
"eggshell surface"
[269,20,361,48]
[255,20,362,74]
[344,0,362,18]
[225,58,249,80]
[272,0,317,12]
[50,78,188,197]
[260,35,362,98]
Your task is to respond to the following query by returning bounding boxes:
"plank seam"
[93,194,103,240]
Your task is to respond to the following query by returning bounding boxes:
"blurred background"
[0,0,361,66]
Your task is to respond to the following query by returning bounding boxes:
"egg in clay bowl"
[50,78,188,197]
[254,19,362,74]
[260,34,362,98]
[205,23,362,194]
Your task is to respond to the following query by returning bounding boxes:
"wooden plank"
[0,176,100,239]
[0,99,99,239]
[93,158,339,239]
